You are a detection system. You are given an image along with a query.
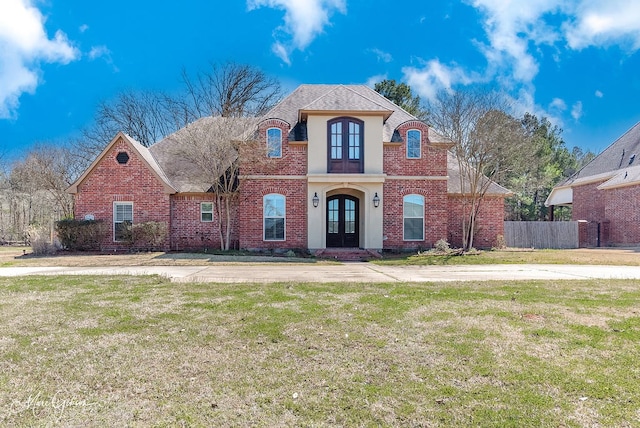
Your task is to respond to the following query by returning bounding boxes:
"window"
[264,194,285,241]
[116,151,130,164]
[267,128,282,158]
[403,194,424,240]
[114,202,133,242]
[201,202,213,222]
[327,117,364,173]
[407,129,421,159]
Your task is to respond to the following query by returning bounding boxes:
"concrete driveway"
[2,263,640,283]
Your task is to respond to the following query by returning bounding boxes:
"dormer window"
[327,117,364,173]
[407,130,421,159]
[267,128,282,158]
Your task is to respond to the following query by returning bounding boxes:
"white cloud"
[247,0,346,64]
[87,45,119,72]
[88,45,109,60]
[595,90,603,98]
[402,59,473,102]
[549,98,567,111]
[272,41,291,66]
[79,24,89,33]
[0,0,78,119]
[366,74,387,88]
[571,101,583,120]
[403,0,640,127]
[369,48,392,63]
[564,1,640,50]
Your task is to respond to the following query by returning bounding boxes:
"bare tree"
[181,61,282,119]
[83,90,178,148]
[426,89,529,250]
[164,117,260,250]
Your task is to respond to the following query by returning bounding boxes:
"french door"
[326,195,359,247]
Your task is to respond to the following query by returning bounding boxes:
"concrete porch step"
[315,248,382,261]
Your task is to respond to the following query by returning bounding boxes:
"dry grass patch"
[1,276,640,426]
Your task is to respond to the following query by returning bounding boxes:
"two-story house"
[68,84,509,253]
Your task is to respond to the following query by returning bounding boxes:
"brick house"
[68,84,510,252]
[546,121,640,246]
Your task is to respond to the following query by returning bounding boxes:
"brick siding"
[74,137,171,251]
[238,179,307,250]
[447,195,505,249]
[382,179,449,250]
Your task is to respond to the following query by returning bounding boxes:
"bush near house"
[56,219,108,251]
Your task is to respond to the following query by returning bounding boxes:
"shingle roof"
[150,116,256,193]
[262,84,450,143]
[446,151,513,196]
[562,121,640,186]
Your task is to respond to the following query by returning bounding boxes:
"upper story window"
[267,128,282,158]
[328,117,364,173]
[407,129,421,159]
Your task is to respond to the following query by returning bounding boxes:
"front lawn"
[1,276,639,426]
[374,247,640,266]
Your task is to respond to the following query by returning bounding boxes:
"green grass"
[1,276,640,426]
[373,248,640,266]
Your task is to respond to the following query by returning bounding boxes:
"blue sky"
[2,0,640,161]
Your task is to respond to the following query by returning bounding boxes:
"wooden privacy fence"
[504,221,579,249]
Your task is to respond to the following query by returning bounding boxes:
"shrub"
[28,225,57,256]
[132,221,168,251]
[56,219,108,251]
[434,239,451,253]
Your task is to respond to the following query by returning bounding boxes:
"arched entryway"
[326,195,359,247]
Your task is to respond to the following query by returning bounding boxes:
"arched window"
[407,129,421,159]
[403,194,424,240]
[264,194,285,240]
[267,128,282,158]
[327,117,364,173]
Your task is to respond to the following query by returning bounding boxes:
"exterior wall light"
[373,192,380,208]
[312,192,320,208]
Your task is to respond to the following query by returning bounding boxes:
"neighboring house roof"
[67,132,176,194]
[262,84,450,144]
[446,152,513,196]
[546,121,640,205]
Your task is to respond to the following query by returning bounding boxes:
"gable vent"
[116,151,130,164]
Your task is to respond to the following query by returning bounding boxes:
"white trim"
[242,175,307,180]
[386,175,448,181]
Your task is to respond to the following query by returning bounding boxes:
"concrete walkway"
[2,263,640,283]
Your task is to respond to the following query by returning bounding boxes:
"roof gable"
[298,85,393,120]
[67,132,176,194]
[262,84,450,143]
[563,121,640,186]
